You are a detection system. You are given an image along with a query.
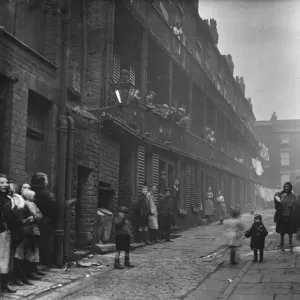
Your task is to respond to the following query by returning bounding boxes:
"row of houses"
[0,0,262,264]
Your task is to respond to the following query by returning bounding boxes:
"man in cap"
[158,188,174,242]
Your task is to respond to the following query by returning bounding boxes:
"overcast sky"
[199,0,300,121]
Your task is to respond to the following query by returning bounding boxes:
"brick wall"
[0,31,57,183]
[68,123,120,250]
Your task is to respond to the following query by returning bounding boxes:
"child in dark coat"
[114,206,135,269]
[245,214,268,262]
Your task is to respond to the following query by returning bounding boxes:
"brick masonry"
[0,1,259,256]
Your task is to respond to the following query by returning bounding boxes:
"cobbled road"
[34,210,274,300]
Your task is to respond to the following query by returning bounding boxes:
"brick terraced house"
[0,0,262,262]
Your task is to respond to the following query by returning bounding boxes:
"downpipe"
[63,116,75,263]
[55,0,71,268]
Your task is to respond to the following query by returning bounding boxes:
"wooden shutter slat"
[185,164,191,210]
[152,153,159,206]
[191,165,196,207]
[177,160,182,209]
[113,54,120,83]
[137,146,145,194]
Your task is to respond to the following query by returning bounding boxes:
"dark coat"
[32,188,57,267]
[137,194,149,216]
[33,189,57,221]
[245,222,268,250]
[114,213,132,236]
[274,192,298,234]
[158,196,173,215]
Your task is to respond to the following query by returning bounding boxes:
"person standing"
[31,172,57,269]
[137,186,152,245]
[216,191,227,225]
[15,187,43,283]
[171,179,180,227]
[274,182,298,248]
[245,214,268,262]
[205,187,215,223]
[225,209,245,265]
[114,206,135,269]
[0,174,18,294]
[147,185,159,244]
[293,176,300,240]
[158,188,174,242]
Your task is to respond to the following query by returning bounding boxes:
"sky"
[198,0,300,121]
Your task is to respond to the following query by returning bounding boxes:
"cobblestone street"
[2,210,275,300]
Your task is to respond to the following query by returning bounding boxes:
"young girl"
[114,206,135,270]
[245,214,268,262]
[225,209,245,265]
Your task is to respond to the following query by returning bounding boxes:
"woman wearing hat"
[274,182,298,247]
[205,187,215,223]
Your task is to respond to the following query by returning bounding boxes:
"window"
[26,91,49,180]
[280,151,290,166]
[280,135,290,144]
[281,174,290,187]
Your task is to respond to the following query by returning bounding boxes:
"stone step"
[130,242,145,250]
[95,243,116,254]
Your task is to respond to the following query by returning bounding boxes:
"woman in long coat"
[216,191,227,225]
[31,172,57,269]
[274,182,298,247]
[15,185,43,283]
[0,174,18,294]
[205,187,215,223]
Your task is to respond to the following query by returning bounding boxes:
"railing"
[127,0,259,152]
[109,102,253,179]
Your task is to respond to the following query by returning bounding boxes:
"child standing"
[114,206,135,270]
[225,209,245,265]
[245,214,268,262]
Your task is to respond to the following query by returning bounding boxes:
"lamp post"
[72,69,139,118]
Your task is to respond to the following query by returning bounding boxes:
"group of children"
[113,206,269,269]
[226,209,268,265]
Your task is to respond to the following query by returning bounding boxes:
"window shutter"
[197,169,204,209]
[113,54,120,83]
[137,146,145,194]
[152,153,159,206]
[185,164,191,210]
[176,160,182,209]
[129,66,135,85]
[191,165,196,207]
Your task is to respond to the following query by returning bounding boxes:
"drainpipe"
[56,0,71,268]
[80,0,87,108]
[64,115,75,263]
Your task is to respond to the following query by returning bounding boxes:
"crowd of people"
[113,181,180,269]
[0,172,57,295]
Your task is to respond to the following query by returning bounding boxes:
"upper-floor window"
[280,135,290,144]
[281,174,290,187]
[280,151,290,166]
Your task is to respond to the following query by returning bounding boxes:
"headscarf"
[283,182,292,194]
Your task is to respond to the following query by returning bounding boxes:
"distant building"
[255,112,300,189]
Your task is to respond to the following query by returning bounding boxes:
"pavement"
[2,209,295,300]
[185,213,300,300]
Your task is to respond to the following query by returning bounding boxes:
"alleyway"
[13,210,275,300]
[5,209,299,300]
